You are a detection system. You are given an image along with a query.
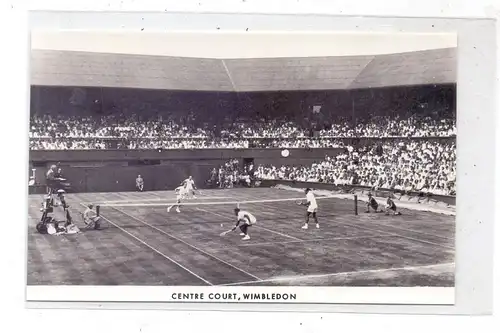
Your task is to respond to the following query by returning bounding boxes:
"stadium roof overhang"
[30,32,457,91]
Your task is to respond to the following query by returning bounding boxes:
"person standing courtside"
[45,164,57,194]
[136,175,144,192]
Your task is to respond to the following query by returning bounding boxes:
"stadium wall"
[29,148,342,193]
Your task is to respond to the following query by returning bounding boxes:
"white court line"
[89,196,232,205]
[218,262,455,286]
[77,203,213,286]
[196,207,303,242]
[238,234,395,247]
[98,196,335,207]
[111,206,262,282]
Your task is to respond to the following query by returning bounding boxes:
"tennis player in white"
[183,176,197,199]
[168,186,187,213]
[220,207,257,240]
[298,188,320,229]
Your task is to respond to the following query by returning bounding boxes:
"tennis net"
[86,193,359,230]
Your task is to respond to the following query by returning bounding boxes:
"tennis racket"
[220,229,232,236]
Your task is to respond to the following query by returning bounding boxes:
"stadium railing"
[29,147,340,162]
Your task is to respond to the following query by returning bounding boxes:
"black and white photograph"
[27,29,457,305]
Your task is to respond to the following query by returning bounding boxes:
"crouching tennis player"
[385,197,402,216]
[365,193,382,213]
[220,207,257,240]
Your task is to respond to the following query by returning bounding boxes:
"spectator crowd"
[254,140,456,196]
[207,159,255,189]
[29,114,455,150]
[30,109,456,196]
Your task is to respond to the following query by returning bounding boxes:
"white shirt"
[238,211,257,224]
[84,207,97,220]
[306,192,318,209]
[184,178,195,188]
[175,186,187,197]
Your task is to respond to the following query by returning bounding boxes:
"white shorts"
[176,195,183,201]
[307,206,318,213]
[85,216,100,224]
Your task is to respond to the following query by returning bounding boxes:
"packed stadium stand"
[29,47,456,196]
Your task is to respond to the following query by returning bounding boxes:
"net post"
[96,205,100,216]
[354,195,358,215]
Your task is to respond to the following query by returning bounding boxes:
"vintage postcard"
[27,28,457,306]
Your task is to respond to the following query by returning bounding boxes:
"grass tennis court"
[27,188,455,287]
